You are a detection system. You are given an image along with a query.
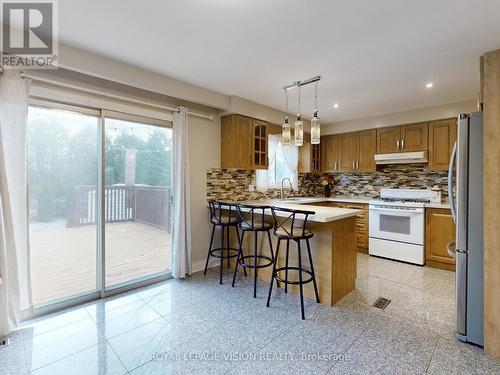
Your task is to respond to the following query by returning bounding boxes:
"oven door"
[369,206,424,245]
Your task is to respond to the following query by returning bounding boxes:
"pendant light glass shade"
[294,114,303,146]
[311,110,320,144]
[282,116,291,145]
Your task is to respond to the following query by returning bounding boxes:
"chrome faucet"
[280,177,293,200]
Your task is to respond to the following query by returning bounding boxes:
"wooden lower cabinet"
[425,208,456,270]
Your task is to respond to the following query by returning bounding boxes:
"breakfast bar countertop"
[240,198,362,223]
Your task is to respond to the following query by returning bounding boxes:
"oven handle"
[369,207,424,215]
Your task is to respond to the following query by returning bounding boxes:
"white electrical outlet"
[248,184,255,192]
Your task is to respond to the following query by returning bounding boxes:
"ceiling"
[59,0,500,122]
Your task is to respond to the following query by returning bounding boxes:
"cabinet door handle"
[401,140,405,149]
[356,161,359,170]
[335,162,338,171]
[352,161,355,170]
[396,140,400,149]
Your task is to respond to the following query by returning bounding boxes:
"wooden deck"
[29,222,171,305]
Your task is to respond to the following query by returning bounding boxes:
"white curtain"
[256,134,298,191]
[282,141,299,190]
[171,107,192,278]
[256,135,279,191]
[0,71,32,336]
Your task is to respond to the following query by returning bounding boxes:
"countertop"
[217,195,450,223]
[279,195,451,209]
[424,202,451,209]
[238,199,362,223]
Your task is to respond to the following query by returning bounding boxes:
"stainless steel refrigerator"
[447,112,484,346]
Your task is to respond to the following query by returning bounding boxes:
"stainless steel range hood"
[374,151,428,165]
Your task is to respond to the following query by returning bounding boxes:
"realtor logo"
[1,0,58,69]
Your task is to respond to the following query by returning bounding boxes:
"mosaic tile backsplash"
[207,164,450,201]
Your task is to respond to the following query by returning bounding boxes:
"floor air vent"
[372,297,391,310]
[0,338,11,348]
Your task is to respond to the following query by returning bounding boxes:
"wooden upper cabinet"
[252,119,268,169]
[298,133,321,173]
[338,132,359,172]
[357,129,376,172]
[311,143,321,172]
[221,114,267,169]
[377,123,428,153]
[401,122,428,151]
[428,118,457,171]
[425,208,456,271]
[377,126,401,154]
[321,135,340,172]
[298,135,311,173]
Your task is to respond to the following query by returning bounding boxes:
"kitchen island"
[227,199,362,306]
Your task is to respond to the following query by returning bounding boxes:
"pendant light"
[282,89,291,145]
[294,85,304,146]
[310,81,320,144]
[281,75,321,146]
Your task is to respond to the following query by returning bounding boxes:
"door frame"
[27,99,173,319]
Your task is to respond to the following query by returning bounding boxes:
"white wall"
[57,43,230,110]
[322,99,476,134]
[227,96,312,130]
[188,115,221,266]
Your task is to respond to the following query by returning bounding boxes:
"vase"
[324,185,331,197]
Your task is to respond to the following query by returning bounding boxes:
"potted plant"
[321,175,334,197]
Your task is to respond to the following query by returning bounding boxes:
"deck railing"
[67,185,172,232]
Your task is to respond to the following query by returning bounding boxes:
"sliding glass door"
[104,114,173,289]
[28,104,173,307]
[28,105,99,306]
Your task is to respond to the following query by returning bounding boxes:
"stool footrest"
[239,255,273,269]
[274,266,314,285]
[209,248,239,259]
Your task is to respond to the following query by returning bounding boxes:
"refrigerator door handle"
[448,141,457,223]
[456,250,467,336]
[446,240,456,259]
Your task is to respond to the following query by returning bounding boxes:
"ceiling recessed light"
[333,103,339,109]
[425,82,434,89]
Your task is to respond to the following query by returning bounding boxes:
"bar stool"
[204,200,242,284]
[232,204,276,298]
[266,206,320,320]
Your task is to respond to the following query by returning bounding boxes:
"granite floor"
[2,254,499,375]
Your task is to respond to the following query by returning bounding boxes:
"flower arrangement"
[321,175,334,197]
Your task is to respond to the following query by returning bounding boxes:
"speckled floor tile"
[128,324,275,375]
[24,318,105,371]
[107,317,198,371]
[3,253,497,375]
[30,342,127,375]
[12,306,93,341]
[426,335,500,374]
[328,312,440,374]
[0,339,29,375]
[87,298,162,339]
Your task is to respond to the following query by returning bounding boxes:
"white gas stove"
[368,189,437,265]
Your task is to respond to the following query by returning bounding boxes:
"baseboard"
[191,258,218,274]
